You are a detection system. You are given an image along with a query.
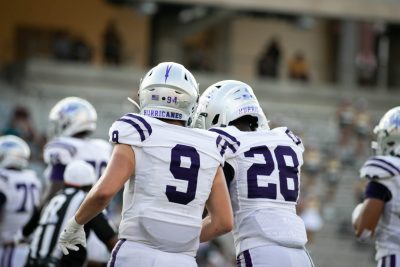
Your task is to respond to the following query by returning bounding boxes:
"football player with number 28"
[191,80,315,267]
[58,62,233,267]
[352,106,400,267]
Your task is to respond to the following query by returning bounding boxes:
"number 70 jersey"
[108,114,225,256]
[212,126,307,254]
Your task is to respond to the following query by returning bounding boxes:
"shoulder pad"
[109,113,153,146]
[360,156,400,180]
[90,139,112,154]
[44,138,76,165]
[272,127,304,151]
[209,127,241,157]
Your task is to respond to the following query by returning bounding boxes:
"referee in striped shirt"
[25,161,117,267]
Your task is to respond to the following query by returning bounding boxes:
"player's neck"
[159,118,185,127]
[233,122,254,132]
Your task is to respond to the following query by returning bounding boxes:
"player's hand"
[58,217,86,255]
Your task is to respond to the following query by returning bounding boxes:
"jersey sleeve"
[360,156,400,180]
[364,181,392,202]
[109,113,153,147]
[209,127,241,159]
[283,127,304,152]
[43,139,76,165]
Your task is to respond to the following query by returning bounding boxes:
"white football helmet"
[372,106,400,156]
[0,135,30,169]
[64,160,96,187]
[138,62,199,123]
[191,80,269,130]
[48,97,97,137]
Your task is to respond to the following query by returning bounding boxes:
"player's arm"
[353,181,391,239]
[75,144,134,224]
[200,166,233,243]
[59,144,134,255]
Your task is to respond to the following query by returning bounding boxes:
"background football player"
[352,106,400,267]
[0,135,42,267]
[58,62,233,267]
[191,80,314,267]
[20,97,112,267]
[26,160,117,267]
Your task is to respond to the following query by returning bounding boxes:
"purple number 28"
[166,144,200,205]
[244,145,299,202]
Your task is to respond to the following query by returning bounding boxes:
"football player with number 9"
[191,80,314,267]
[58,62,233,267]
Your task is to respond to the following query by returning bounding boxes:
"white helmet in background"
[138,62,199,123]
[48,97,97,137]
[372,106,400,156]
[64,160,96,187]
[191,80,269,130]
[0,135,30,169]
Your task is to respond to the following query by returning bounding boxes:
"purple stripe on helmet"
[118,119,146,141]
[109,239,126,267]
[125,114,153,135]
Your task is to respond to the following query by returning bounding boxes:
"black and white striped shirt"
[27,187,115,266]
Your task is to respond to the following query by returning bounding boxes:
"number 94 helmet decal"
[0,135,30,169]
[138,62,199,123]
[372,106,400,156]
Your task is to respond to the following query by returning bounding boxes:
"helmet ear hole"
[212,114,220,125]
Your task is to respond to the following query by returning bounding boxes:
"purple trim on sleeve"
[365,181,392,202]
[391,255,396,267]
[371,157,400,174]
[109,239,126,267]
[125,114,153,135]
[118,119,146,141]
[49,164,66,181]
[365,163,395,176]
[209,128,240,146]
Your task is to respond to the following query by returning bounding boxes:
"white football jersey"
[211,126,307,255]
[109,113,224,256]
[0,168,42,242]
[43,136,112,181]
[360,155,400,260]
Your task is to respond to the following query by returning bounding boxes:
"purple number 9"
[166,144,200,205]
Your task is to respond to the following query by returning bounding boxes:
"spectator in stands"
[71,37,92,62]
[257,37,282,79]
[288,51,310,82]
[298,193,323,245]
[53,31,72,61]
[2,106,46,162]
[102,20,122,65]
[353,99,371,158]
[336,98,355,163]
[303,145,322,187]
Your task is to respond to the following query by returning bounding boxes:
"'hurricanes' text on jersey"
[210,126,307,255]
[360,155,400,261]
[109,113,225,256]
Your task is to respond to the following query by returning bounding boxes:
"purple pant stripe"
[1,246,7,267]
[382,256,386,267]
[109,239,126,267]
[7,246,14,267]
[243,250,253,267]
[391,255,396,267]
